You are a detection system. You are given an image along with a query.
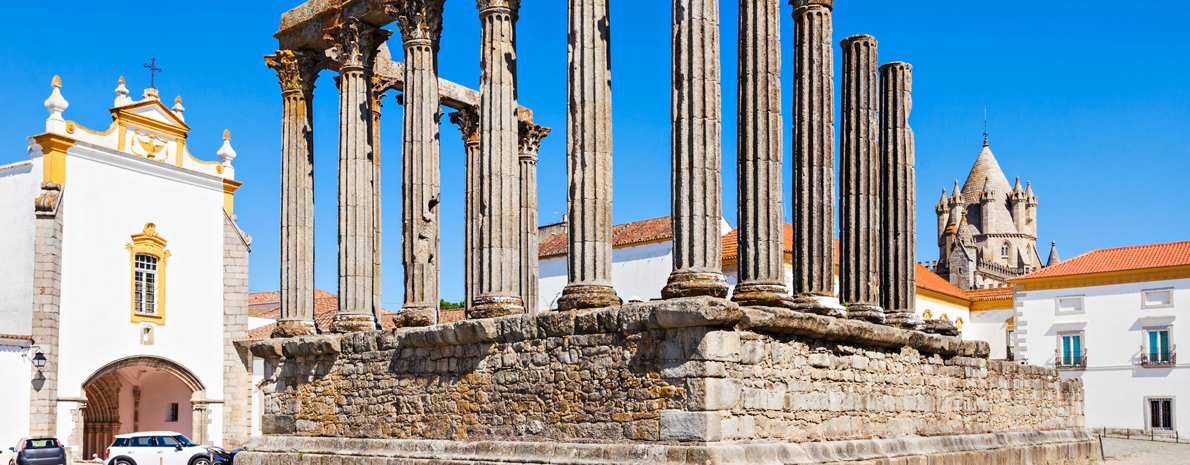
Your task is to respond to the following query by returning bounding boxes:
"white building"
[536,216,1014,341]
[0,76,253,458]
[1012,240,1190,433]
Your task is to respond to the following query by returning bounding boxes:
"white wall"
[916,296,972,338]
[0,345,31,445]
[1018,277,1190,430]
[968,308,1015,359]
[538,241,674,310]
[0,160,38,337]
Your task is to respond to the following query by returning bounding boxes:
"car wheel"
[115,460,133,465]
[190,457,211,465]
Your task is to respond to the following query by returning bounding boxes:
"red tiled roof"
[915,263,969,302]
[539,216,675,258]
[240,290,398,342]
[249,288,336,306]
[1013,240,1190,281]
[965,287,1014,302]
[0,334,34,341]
[721,226,840,265]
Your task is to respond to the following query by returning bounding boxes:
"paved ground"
[1098,436,1190,464]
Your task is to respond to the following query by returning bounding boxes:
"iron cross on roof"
[144,58,163,89]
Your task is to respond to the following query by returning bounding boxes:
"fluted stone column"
[330,19,390,332]
[839,34,883,324]
[733,0,790,308]
[450,108,481,314]
[371,86,385,325]
[879,61,922,330]
[265,50,318,337]
[519,122,550,313]
[472,0,525,318]
[663,0,729,300]
[557,0,621,311]
[790,0,843,317]
[394,1,446,326]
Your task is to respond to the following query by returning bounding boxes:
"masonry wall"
[254,300,1083,444]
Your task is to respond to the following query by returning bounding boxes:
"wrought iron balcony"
[1054,350,1087,369]
[1140,347,1176,367]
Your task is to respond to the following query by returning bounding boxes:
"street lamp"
[32,351,46,368]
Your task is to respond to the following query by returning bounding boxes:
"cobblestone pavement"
[1099,437,1190,464]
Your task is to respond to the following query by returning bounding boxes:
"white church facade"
[0,76,253,459]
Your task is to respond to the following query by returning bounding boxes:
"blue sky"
[2,1,1187,306]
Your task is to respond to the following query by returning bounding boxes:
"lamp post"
[32,351,46,369]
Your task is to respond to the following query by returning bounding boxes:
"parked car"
[1,445,14,465]
[10,438,66,465]
[104,432,211,465]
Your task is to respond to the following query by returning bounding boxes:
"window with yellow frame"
[126,223,169,325]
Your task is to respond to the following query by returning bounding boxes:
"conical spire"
[961,141,1013,204]
[1046,241,1060,267]
[1013,176,1024,194]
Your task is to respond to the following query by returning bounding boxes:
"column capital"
[449,107,481,146]
[264,50,319,96]
[328,18,392,72]
[389,0,446,46]
[518,121,550,161]
[476,0,520,17]
[790,0,833,13]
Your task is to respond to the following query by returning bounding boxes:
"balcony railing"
[1054,350,1087,369]
[1140,347,1176,367]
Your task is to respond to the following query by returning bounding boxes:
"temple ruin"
[243,0,1099,463]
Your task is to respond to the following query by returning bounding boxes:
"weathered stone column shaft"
[450,108,481,314]
[372,87,384,326]
[266,50,318,336]
[664,0,729,300]
[394,2,446,326]
[557,0,621,311]
[733,0,789,307]
[332,19,389,332]
[839,34,883,323]
[791,0,842,316]
[880,61,921,330]
[472,0,525,318]
[518,122,549,313]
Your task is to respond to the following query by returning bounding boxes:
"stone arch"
[80,355,209,452]
[82,355,206,395]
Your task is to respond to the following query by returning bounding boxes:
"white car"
[104,432,211,465]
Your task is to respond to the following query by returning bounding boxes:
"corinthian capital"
[328,18,393,71]
[449,107,481,145]
[264,50,319,95]
[518,122,551,159]
[388,0,446,45]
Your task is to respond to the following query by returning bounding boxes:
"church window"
[1001,242,1010,258]
[126,223,170,325]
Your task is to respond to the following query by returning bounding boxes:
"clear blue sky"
[2,1,1187,306]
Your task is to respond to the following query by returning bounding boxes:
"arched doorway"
[80,356,206,459]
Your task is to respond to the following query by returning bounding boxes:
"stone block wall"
[222,213,253,447]
[251,299,1083,445]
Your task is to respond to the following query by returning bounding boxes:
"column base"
[922,318,960,337]
[394,306,436,328]
[790,294,846,318]
[845,303,885,324]
[271,320,317,338]
[884,311,925,331]
[731,283,794,308]
[662,271,729,299]
[328,314,376,333]
[556,284,622,311]
[469,295,525,319]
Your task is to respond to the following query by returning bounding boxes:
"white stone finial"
[114,77,132,107]
[172,96,185,121]
[142,87,159,101]
[44,75,69,133]
[217,129,237,166]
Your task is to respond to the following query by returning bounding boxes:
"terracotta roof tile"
[248,288,335,306]
[721,225,839,264]
[0,334,34,341]
[1012,240,1190,281]
[240,290,398,342]
[965,287,1014,302]
[540,216,675,258]
[915,263,969,302]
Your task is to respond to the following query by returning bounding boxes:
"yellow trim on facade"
[110,100,190,139]
[917,287,970,308]
[31,133,76,185]
[65,120,118,136]
[126,223,170,326]
[1007,317,1015,330]
[223,179,242,216]
[1012,264,1190,291]
[971,297,1014,312]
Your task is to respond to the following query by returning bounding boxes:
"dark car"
[10,438,66,465]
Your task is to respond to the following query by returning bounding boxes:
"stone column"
[879,61,922,330]
[663,0,729,300]
[394,2,446,326]
[330,18,390,332]
[449,108,481,314]
[29,179,65,437]
[372,86,385,324]
[790,0,842,317]
[471,0,525,318]
[265,50,318,337]
[732,0,789,307]
[556,0,622,311]
[519,122,550,313]
[839,34,883,323]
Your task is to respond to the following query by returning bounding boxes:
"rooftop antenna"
[143,58,163,89]
[983,107,988,147]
